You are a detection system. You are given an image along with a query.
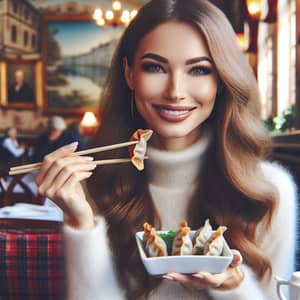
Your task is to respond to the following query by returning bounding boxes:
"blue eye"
[141,63,165,73]
[189,66,212,76]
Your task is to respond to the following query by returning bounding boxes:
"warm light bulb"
[246,0,262,18]
[93,8,103,20]
[236,33,247,51]
[96,18,105,27]
[248,3,261,14]
[105,10,114,20]
[121,10,130,24]
[130,10,138,19]
[80,112,98,127]
[112,1,122,11]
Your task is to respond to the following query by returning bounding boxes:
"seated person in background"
[1,127,26,160]
[32,115,83,163]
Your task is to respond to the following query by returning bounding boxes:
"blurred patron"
[32,116,84,162]
[0,127,26,162]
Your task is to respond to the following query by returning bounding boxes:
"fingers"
[192,271,230,288]
[230,249,243,267]
[42,169,94,201]
[162,271,229,289]
[162,265,244,290]
[37,156,95,197]
[162,272,207,289]
[34,142,96,229]
[36,142,78,185]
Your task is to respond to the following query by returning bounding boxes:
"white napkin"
[0,199,63,221]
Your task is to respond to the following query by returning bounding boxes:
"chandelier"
[93,1,138,27]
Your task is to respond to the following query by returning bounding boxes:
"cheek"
[133,73,166,99]
[190,80,218,105]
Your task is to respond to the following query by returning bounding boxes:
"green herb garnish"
[158,230,175,255]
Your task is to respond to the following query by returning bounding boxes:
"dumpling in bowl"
[171,220,193,256]
[204,226,227,256]
[192,219,213,255]
[143,223,167,257]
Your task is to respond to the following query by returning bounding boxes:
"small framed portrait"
[0,60,42,109]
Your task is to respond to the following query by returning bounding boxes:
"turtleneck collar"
[145,129,212,188]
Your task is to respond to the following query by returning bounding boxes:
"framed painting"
[0,60,42,109]
[42,15,124,115]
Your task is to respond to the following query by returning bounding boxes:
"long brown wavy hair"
[86,0,278,298]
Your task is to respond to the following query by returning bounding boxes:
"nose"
[164,71,186,101]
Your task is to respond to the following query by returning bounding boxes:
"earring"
[131,90,135,120]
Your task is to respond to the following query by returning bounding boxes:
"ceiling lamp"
[93,1,138,27]
[245,0,262,20]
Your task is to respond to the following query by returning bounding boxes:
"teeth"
[158,108,189,116]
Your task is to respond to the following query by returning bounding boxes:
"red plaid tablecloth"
[0,228,65,300]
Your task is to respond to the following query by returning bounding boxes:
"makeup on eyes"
[139,52,214,75]
[189,65,213,75]
[140,61,214,76]
[141,62,165,73]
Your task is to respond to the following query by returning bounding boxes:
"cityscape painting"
[44,17,124,114]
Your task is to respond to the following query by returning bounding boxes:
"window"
[11,25,17,43]
[24,7,29,20]
[32,15,37,26]
[24,31,28,46]
[277,0,296,114]
[12,0,18,14]
[31,34,36,49]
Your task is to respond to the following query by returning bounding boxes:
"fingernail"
[68,141,78,148]
[82,156,94,161]
[162,275,174,281]
[192,274,205,279]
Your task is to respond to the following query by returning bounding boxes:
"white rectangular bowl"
[136,230,233,276]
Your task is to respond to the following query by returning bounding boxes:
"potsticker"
[203,226,227,256]
[172,220,193,256]
[128,129,153,171]
[143,223,168,257]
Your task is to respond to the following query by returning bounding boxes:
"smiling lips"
[152,104,196,122]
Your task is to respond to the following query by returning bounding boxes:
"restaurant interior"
[0,0,300,298]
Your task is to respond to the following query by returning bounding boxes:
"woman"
[36,0,297,299]
[1,127,26,159]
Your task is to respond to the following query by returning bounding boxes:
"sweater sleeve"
[63,216,125,300]
[208,161,298,300]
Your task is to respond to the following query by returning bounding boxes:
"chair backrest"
[1,173,44,207]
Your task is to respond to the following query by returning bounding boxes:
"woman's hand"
[161,250,244,290]
[35,142,97,230]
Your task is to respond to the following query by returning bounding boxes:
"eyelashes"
[189,66,213,76]
[140,62,213,76]
[141,62,165,73]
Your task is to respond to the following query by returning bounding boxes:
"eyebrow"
[141,53,213,65]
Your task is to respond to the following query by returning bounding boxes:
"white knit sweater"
[63,134,298,300]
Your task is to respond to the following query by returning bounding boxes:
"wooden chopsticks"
[9,140,140,176]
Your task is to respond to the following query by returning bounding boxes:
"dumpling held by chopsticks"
[128,129,153,171]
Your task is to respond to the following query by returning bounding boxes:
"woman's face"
[125,21,218,150]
